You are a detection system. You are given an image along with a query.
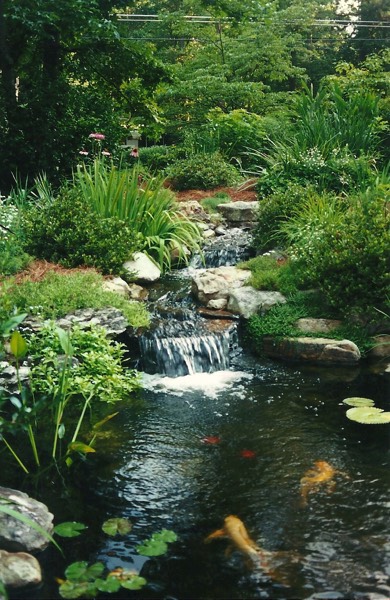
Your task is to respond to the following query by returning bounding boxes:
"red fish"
[201,435,221,445]
[240,449,256,459]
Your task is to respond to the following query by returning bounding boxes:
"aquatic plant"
[56,519,177,599]
[342,397,390,424]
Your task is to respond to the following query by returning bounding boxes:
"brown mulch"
[174,181,257,203]
[8,260,101,285]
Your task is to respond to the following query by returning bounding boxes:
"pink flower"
[102,150,111,156]
[79,150,89,156]
[89,133,105,140]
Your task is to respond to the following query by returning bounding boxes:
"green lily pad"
[65,561,105,582]
[120,575,147,590]
[346,407,390,424]
[54,522,87,538]
[58,580,93,599]
[102,517,132,536]
[342,397,375,407]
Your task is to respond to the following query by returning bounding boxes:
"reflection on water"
[78,351,389,600]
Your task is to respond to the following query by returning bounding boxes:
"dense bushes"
[22,191,141,275]
[280,185,390,313]
[167,152,241,190]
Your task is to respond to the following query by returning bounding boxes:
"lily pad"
[54,522,87,538]
[342,397,375,407]
[102,517,132,536]
[346,407,390,424]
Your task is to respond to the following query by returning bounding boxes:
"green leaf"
[0,578,9,600]
[120,575,147,590]
[58,580,96,599]
[137,538,168,557]
[92,412,119,430]
[54,522,87,538]
[102,517,132,536]
[56,327,73,356]
[342,397,376,407]
[65,561,105,583]
[9,330,27,359]
[346,407,390,424]
[96,577,121,592]
[67,442,96,455]
[155,529,178,543]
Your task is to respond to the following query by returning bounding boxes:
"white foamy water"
[141,370,253,399]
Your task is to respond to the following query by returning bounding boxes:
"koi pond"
[4,260,390,600]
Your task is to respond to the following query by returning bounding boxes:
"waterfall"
[139,317,237,377]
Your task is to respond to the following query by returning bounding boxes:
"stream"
[6,234,390,600]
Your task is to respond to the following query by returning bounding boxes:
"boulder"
[295,318,342,334]
[368,335,390,359]
[123,252,161,282]
[0,487,54,553]
[263,336,361,365]
[128,283,149,301]
[191,266,251,310]
[217,201,258,226]
[0,550,42,588]
[227,287,287,319]
[56,307,129,337]
[102,277,131,297]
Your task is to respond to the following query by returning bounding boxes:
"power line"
[115,13,390,28]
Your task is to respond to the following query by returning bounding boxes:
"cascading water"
[190,227,254,268]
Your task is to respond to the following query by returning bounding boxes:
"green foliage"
[280,185,390,313]
[102,518,132,536]
[54,522,88,538]
[167,152,241,190]
[0,197,31,276]
[137,529,178,557]
[138,145,179,172]
[238,255,283,291]
[28,322,140,405]
[22,190,141,275]
[73,159,202,271]
[57,520,177,599]
[201,193,231,215]
[252,183,319,252]
[2,271,149,328]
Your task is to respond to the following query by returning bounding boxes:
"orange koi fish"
[205,515,299,584]
[300,460,349,507]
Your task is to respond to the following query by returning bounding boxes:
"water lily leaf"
[155,529,178,543]
[137,537,168,556]
[54,522,87,538]
[120,575,147,590]
[102,517,132,536]
[343,397,375,407]
[67,441,96,455]
[58,580,93,599]
[65,561,104,582]
[346,407,390,424]
[9,330,27,359]
[96,577,121,593]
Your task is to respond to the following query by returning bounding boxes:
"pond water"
[5,267,390,600]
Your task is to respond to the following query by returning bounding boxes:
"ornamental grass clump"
[73,159,202,271]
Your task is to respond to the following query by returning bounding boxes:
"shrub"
[252,184,321,253]
[73,159,202,271]
[245,292,373,356]
[280,185,390,313]
[22,191,141,275]
[2,271,150,327]
[0,199,31,276]
[237,255,283,291]
[167,152,241,191]
[138,145,179,172]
